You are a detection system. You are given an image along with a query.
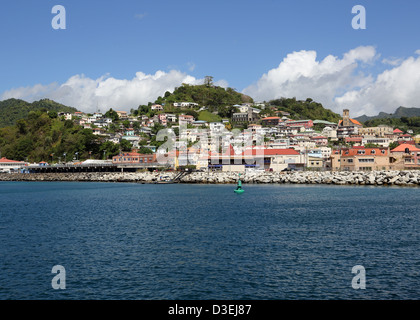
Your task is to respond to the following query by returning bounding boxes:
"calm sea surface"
[0,182,419,300]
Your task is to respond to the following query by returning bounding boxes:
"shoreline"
[1,170,420,186]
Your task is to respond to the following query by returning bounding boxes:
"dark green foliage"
[355,106,420,123]
[138,146,153,154]
[269,97,341,122]
[120,139,133,152]
[158,84,252,111]
[364,117,420,134]
[0,98,77,128]
[0,110,126,162]
[104,108,120,122]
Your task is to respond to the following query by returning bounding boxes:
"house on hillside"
[337,109,363,138]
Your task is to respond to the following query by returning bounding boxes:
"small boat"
[234,174,244,194]
[154,175,174,184]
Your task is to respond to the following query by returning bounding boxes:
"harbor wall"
[1,170,420,186]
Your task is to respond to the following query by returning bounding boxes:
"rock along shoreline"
[1,170,420,186]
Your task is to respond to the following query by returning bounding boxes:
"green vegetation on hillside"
[198,110,222,122]
[0,110,121,162]
[0,98,78,128]
[355,106,420,123]
[268,97,342,122]
[364,116,420,134]
[154,83,253,111]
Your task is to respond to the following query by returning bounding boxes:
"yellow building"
[358,125,393,137]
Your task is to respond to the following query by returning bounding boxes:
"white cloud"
[382,57,403,66]
[1,70,216,113]
[243,46,420,117]
[416,49,420,55]
[243,46,377,113]
[335,55,420,116]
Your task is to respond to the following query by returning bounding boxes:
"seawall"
[1,170,420,186]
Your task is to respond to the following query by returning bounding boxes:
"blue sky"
[1,0,420,115]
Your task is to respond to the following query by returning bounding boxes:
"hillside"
[0,109,122,162]
[363,116,420,134]
[268,97,342,122]
[0,98,78,128]
[154,83,253,111]
[355,106,420,123]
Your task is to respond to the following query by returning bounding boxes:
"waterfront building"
[205,147,303,172]
[0,157,28,173]
[390,143,420,169]
[112,152,157,165]
[331,146,390,171]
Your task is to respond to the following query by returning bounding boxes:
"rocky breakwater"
[0,172,169,183]
[1,170,420,186]
[182,170,420,186]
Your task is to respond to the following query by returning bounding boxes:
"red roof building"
[0,157,27,173]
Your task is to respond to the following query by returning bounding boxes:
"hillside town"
[1,101,420,174]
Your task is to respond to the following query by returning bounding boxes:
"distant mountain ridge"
[355,106,420,123]
[0,98,78,128]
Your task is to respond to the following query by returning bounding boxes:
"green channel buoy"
[234,173,244,194]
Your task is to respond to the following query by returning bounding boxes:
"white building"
[0,157,27,173]
[209,122,225,134]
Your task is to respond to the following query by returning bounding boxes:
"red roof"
[338,119,363,126]
[341,148,388,156]
[242,148,300,156]
[262,117,281,120]
[391,143,420,153]
[0,157,24,163]
[345,137,363,142]
[393,128,403,133]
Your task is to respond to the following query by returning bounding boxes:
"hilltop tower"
[342,109,350,127]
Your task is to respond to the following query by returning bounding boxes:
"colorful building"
[331,146,390,171]
[112,152,157,165]
[390,143,420,169]
[0,157,27,173]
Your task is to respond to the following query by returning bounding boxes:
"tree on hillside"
[104,108,119,122]
[204,76,214,87]
[120,139,132,152]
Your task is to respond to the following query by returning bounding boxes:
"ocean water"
[0,181,419,300]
